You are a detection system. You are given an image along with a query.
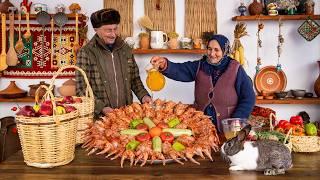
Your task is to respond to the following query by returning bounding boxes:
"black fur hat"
[90,8,120,28]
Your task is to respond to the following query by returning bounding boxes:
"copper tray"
[254,66,287,94]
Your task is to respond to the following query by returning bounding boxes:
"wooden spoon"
[23,13,31,40]
[73,13,80,55]
[6,13,18,66]
[15,13,24,54]
[0,14,8,71]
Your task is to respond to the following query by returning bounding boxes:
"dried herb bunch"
[230,22,248,65]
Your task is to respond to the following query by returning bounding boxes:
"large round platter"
[254,66,287,94]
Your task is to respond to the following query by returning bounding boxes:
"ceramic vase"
[238,3,247,16]
[139,36,150,49]
[314,61,320,97]
[248,0,263,15]
[168,38,179,49]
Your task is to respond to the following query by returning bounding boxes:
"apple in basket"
[62,96,74,104]
[16,105,36,117]
[38,102,53,116]
[55,106,66,115]
[65,105,77,113]
[74,97,82,103]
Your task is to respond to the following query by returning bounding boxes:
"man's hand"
[141,95,152,103]
[102,107,113,115]
[150,56,167,70]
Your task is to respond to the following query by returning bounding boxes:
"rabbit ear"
[237,124,251,142]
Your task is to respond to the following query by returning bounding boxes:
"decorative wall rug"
[1,24,85,78]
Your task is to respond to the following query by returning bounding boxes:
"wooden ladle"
[0,14,8,71]
[73,13,80,55]
[23,13,31,40]
[6,13,18,66]
[15,13,24,54]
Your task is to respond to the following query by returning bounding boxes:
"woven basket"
[50,65,94,144]
[269,113,293,152]
[16,85,78,168]
[290,135,320,152]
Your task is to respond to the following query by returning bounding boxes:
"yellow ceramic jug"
[146,67,165,91]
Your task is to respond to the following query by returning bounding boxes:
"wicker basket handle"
[269,113,276,131]
[283,128,292,145]
[49,65,94,99]
[35,85,61,124]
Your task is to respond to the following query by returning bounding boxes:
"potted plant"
[138,32,150,49]
[167,32,179,49]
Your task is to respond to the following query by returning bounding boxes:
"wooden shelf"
[133,49,206,54]
[0,96,34,103]
[256,97,320,104]
[2,13,87,22]
[232,15,320,21]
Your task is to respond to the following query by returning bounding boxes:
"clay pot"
[314,61,320,97]
[139,36,150,49]
[248,0,263,15]
[0,0,15,13]
[168,38,179,49]
[0,81,27,98]
[28,81,53,98]
[58,79,76,96]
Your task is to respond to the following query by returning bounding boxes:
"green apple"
[305,123,317,136]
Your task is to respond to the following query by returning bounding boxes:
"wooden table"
[1,148,320,179]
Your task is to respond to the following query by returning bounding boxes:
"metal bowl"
[291,89,306,99]
[274,91,288,99]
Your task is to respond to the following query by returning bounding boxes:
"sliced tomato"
[160,132,174,143]
[136,123,148,131]
[135,133,151,142]
[157,122,169,129]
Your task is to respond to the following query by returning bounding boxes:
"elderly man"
[76,8,151,117]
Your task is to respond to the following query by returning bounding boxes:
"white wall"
[0,0,319,121]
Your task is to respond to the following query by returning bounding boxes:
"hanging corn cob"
[230,22,248,66]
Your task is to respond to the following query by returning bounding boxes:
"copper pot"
[28,81,54,98]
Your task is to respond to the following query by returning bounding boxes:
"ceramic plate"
[254,66,287,94]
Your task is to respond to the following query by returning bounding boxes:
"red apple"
[39,104,53,116]
[42,100,53,108]
[62,96,74,104]
[55,100,64,106]
[16,105,36,117]
[65,105,77,113]
[74,97,82,103]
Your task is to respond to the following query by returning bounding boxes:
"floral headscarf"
[207,34,231,56]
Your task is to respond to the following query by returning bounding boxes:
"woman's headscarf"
[207,34,231,56]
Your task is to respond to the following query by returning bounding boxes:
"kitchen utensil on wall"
[23,13,31,40]
[53,12,68,54]
[15,13,24,54]
[36,11,51,62]
[73,13,80,54]
[6,13,18,66]
[0,81,27,98]
[51,18,54,63]
[254,66,287,95]
[0,14,8,71]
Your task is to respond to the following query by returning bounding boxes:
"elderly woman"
[150,34,255,132]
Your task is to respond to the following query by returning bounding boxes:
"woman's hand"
[142,95,152,103]
[150,56,167,70]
